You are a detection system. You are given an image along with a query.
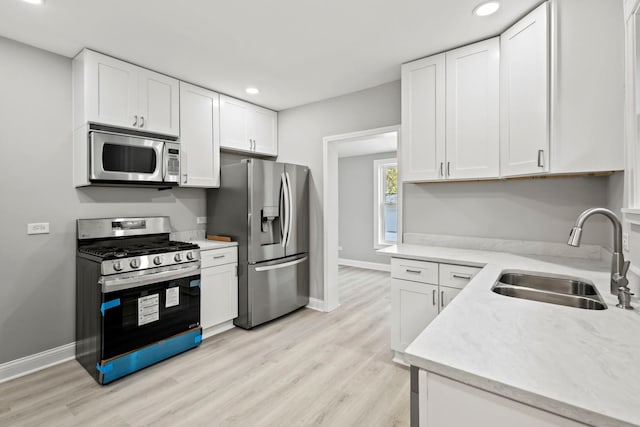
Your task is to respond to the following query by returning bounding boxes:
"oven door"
[99,264,201,360]
[90,131,164,183]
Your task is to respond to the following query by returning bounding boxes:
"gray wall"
[278,80,623,302]
[278,81,402,300]
[403,176,614,249]
[338,151,396,264]
[0,37,206,363]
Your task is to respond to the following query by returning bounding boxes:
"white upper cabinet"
[500,2,550,177]
[138,69,180,136]
[179,82,220,188]
[548,0,624,174]
[500,0,624,177]
[401,54,446,182]
[220,95,278,156]
[446,38,500,180]
[73,49,179,137]
[401,38,499,182]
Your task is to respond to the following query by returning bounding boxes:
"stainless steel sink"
[492,272,607,310]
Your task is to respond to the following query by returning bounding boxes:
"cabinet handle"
[440,291,444,308]
[537,149,544,168]
[452,274,471,280]
[405,269,421,274]
[432,289,436,306]
[140,116,145,128]
[447,162,451,177]
[133,115,138,127]
[183,173,188,184]
[439,162,444,177]
[213,255,225,259]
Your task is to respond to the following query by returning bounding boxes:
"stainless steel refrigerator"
[206,159,309,329]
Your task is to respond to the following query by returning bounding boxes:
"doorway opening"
[322,125,401,311]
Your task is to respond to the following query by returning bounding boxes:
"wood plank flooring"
[0,266,409,426]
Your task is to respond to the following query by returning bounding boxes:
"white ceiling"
[338,132,397,158]
[0,0,541,111]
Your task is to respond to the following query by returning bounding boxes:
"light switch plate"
[197,217,207,224]
[27,223,49,235]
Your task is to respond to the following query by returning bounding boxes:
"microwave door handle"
[162,143,167,181]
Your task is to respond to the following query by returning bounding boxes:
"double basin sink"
[492,271,607,310]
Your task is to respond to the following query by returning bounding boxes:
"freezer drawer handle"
[254,256,308,272]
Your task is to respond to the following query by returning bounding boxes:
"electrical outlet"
[27,222,49,235]
[196,217,207,225]
[623,232,630,252]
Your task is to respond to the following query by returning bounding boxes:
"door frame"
[322,125,401,312]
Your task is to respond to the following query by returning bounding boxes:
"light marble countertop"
[379,244,640,427]
[190,239,238,250]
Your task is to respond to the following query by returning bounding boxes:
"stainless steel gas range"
[75,216,202,385]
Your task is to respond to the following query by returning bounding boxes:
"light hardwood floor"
[0,266,409,426]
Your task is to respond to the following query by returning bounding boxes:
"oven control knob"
[186,252,194,261]
[174,253,182,262]
[130,258,141,269]
[153,256,162,266]
[113,261,122,272]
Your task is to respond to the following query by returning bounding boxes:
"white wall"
[0,37,207,364]
[339,151,396,264]
[277,81,402,299]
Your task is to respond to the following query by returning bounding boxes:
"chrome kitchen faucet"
[567,208,633,308]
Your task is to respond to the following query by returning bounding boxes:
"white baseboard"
[0,342,75,384]
[306,297,325,312]
[202,320,235,340]
[338,258,391,272]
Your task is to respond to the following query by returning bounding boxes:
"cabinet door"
[200,263,238,330]
[438,286,461,312]
[179,82,220,188]
[138,69,180,136]
[249,106,278,156]
[391,279,439,352]
[500,2,549,177]
[446,38,500,180]
[220,95,251,152]
[401,54,446,182]
[85,51,138,130]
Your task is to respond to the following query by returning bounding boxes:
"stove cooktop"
[79,240,200,260]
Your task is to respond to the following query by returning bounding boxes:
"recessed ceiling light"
[21,0,45,5]
[245,87,260,95]
[473,1,500,17]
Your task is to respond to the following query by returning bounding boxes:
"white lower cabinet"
[417,371,585,427]
[200,246,238,336]
[391,258,480,356]
[391,279,439,351]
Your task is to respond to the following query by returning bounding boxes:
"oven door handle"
[99,264,201,293]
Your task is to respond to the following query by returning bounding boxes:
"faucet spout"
[567,208,628,296]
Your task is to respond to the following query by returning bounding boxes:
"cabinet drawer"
[201,247,238,269]
[439,264,481,289]
[391,258,438,284]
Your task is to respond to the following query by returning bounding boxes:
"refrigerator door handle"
[254,256,308,272]
[281,172,290,248]
[285,171,293,247]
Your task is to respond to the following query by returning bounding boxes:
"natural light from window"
[374,158,398,248]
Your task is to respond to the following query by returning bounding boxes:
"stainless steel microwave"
[89,131,180,185]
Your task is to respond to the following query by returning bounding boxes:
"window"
[374,158,398,248]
